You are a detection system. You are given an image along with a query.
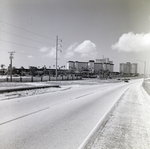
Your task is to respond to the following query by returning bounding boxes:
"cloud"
[27,55,33,58]
[65,40,97,58]
[39,46,61,59]
[45,46,61,59]
[46,47,56,58]
[112,32,150,52]
[74,40,97,57]
[64,42,78,58]
[39,47,49,52]
[65,51,75,58]
[74,40,96,53]
[67,42,78,51]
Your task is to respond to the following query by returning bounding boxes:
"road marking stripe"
[0,107,49,126]
[76,92,94,99]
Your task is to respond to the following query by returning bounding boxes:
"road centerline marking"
[76,92,94,99]
[0,107,49,126]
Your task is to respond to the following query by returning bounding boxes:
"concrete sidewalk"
[80,82,150,149]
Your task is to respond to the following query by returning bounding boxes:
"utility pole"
[56,35,58,81]
[137,60,146,84]
[8,51,15,82]
[144,61,146,84]
[55,35,62,81]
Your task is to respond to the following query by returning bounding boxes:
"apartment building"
[120,62,137,74]
[67,58,114,73]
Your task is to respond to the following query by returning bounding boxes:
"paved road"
[0,79,140,149]
[89,79,150,149]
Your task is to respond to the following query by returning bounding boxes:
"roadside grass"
[0,77,142,88]
[0,82,35,88]
[143,79,150,96]
[0,77,144,101]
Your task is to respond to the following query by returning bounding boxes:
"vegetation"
[0,65,138,80]
[0,64,5,75]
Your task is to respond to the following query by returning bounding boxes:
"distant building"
[75,61,88,72]
[130,63,138,74]
[120,62,137,75]
[67,58,114,73]
[95,58,114,72]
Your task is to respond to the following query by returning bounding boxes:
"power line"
[0,49,8,53]
[0,20,55,41]
[0,29,54,46]
[61,40,78,51]
[0,48,49,58]
[0,20,76,51]
[61,41,70,47]
[0,39,42,49]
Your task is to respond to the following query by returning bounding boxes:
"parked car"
[124,79,129,83]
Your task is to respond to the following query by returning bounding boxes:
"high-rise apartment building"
[120,62,137,74]
[67,58,114,73]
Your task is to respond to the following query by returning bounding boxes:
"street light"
[137,60,146,84]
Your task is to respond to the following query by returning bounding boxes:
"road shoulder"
[85,81,150,149]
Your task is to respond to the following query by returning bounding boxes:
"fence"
[0,75,82,82]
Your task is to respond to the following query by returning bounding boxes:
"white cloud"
[39,47,49,52]
[65,40,97,59]
[65,51,75,58]
[45,46,60,59]
[74,40,97,58]
[39,46,61,59]
[74,40,96,53]
[67,42,78,51]
[27,55,33,58]
[46,47,56,58]
[64,42,78,58]
[112,32,150,52]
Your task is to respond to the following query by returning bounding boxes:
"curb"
[0,85,60,93]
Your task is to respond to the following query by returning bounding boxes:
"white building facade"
[120,62,137,74]
[67,58,114,73]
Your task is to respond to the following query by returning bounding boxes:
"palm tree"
[20,66,25,76]
[43,65,47,75]
[1,64,5,75]
[29,66,37,76]
[105,69,110,79]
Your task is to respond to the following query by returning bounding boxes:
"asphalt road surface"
[90,79,150,149]
[0,79,141,149]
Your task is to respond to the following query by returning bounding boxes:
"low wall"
[0,76,82,82]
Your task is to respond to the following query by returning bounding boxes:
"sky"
[0,0,150,73]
